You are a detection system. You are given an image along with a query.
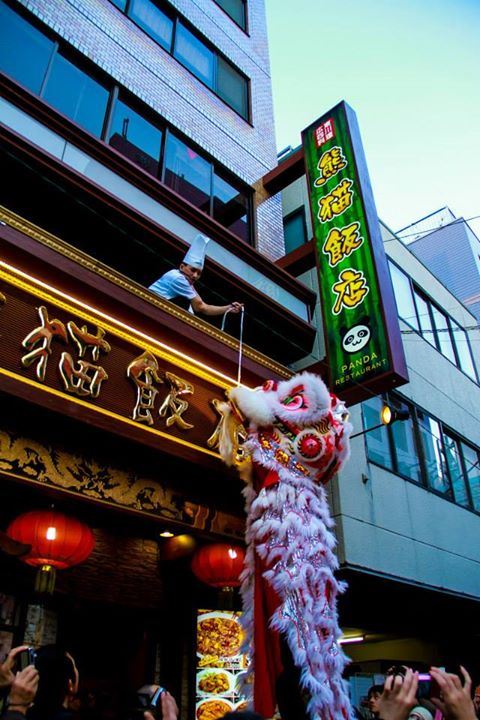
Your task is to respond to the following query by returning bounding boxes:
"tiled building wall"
[17,0,285,259]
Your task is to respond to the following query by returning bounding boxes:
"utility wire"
[395,214,480,240]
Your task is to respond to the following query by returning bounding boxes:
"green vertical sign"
[302,102,407,395]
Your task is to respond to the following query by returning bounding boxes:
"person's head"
[28,645,78,718]
[180,262,202,283]
[367,685,384,716]
[221,713,264,720]
[474,685,480,714]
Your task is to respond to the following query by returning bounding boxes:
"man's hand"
[229,302,243,314]
[430,666,476,720]
[7,665,39,715]
[0,646,29,689]
[144,691,179,720]
[377,667,418,720]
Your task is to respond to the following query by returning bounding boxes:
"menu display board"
[195,610,250,720]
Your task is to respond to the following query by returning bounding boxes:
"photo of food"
[197,612,243,659]
[197,669,233,695]
[196,698,233,720]
[196,610,250,715]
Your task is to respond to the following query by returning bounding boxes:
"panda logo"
[341,322,371,353]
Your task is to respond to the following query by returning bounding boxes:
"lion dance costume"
[216,372,353,720]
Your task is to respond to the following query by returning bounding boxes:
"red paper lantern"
[7,510,95,592]
[191,543,245,589]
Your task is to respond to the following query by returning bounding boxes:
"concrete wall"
[17,0,284,258]
[332,225,480,600]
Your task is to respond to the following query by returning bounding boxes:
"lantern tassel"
[35,564,56,594]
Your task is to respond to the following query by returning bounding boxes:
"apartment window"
[430,306,456,364]
[110,0,127,9]
[164,132,212,213]
[413,291,435,347]
[388,261,419,330]
[213,171,249,243]
[108,98,163,176]
[129,0,173,52]
[444,433,470,508]
[214,0,247,30]
[363,397,393,470]
[0,1,55,94]
[462,443,480,512]
[390,413,422,482]
[284,208,308,254]
[174,21,215,88]
[451,321,477,380]
[42,53,109,137]
[217,56,248,118]
[417,412,450,495]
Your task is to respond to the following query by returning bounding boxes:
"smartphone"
[136,685,165,720]
[418,673,440,699]
[17,647,37,671]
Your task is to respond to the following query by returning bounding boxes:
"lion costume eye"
[280,384,308,411]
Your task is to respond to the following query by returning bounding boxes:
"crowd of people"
[0,644,479,720]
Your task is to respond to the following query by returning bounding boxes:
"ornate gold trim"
[0,367,220,459]
[0,205,292,378]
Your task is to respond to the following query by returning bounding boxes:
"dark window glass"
[389,262,419,330]
[108,99,163,176]
[110,0,127,9]
[413,292,435,347]
[417,411,450,495]
[0,2,54,94]
[462,443,480,512]
[42,54,109,137]
[129,0,173,51]
[444,434,470,507]
[452,322,477,380]
[174,22,214,88]
[164,132,212,212]
[284,209,308,253]
[391,413,422,482]
[363,397,393,470]
[431,307,456,364]
[213,172,249,242]
[215,0,246,29]
[217,56,248,118]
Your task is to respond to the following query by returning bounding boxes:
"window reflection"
[462,443,480,512]
[389,262,419,330]
[413,292,435,347]
[444,434,470,507]
[284,209,308,254]
[174,22,214,88]
[217,57,247,118]
[43,54,109,137]
[452,322,477,380]
[164,133,212,213]
[431,307,456,364]
[0,1,54,94]
[391,416,421,482]
[213,173,249,242]
[417,412,450,495]
[129,0,173,52]
[108,99,162,176]
[363,397,393,470]
[215,0,246,29]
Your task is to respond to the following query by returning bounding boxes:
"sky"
[264,0,480,238]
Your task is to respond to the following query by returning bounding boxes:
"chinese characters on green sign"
[302,102,407,395]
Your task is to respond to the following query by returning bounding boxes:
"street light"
[351,402,409,439]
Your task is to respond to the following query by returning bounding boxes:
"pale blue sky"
[265,0,480,237]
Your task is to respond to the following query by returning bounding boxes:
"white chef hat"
[182,234,210,270]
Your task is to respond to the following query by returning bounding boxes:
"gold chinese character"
[314,146,347,187]
[21,306,68,381]
[59,352,108,397]
[159,372,194,430]
[318,178,354,223]
[57,320,110,398]
[332,269,369,314]
[127,351,163,425]
[323,222,364,267]
[67,321,111,360]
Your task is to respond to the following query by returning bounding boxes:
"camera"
[132,684,165,720]
[17,647,37,671]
